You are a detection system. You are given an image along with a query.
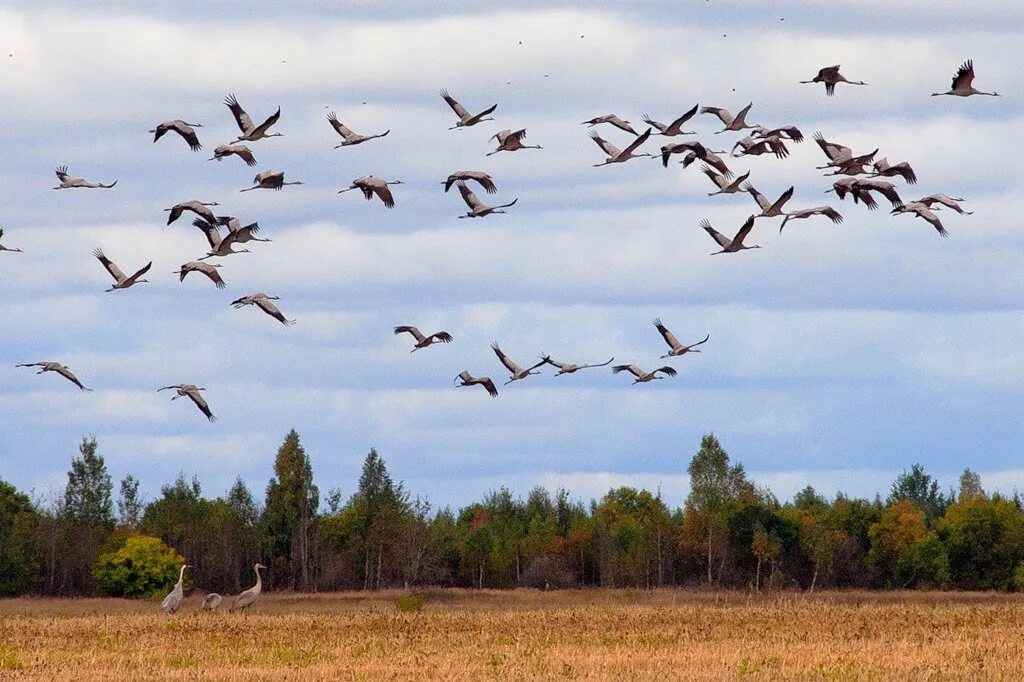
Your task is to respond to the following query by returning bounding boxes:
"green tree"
[0,481,39,596]
[64,437,113,527]
[888,464,947,523]
[93,535,184,598]
[938,495,1024,590]
[118,475,142,528]
[263,429,319,590]
[686,434,752,584]
[868,499,928,585]
[957,469,985,500]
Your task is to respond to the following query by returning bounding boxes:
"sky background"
[1,1,1022,510]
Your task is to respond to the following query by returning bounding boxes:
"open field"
[2,590,1024,679]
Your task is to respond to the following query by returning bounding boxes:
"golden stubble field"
[2,589,1024,680]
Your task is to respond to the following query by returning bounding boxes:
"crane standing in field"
[653,319,709,358]
[16,362,91,391]
[394,326,453,351]
[159,384,216,422]
[150,120,202,151]
[441,90,497,129]
[161,564,190,614]
[230,563,266,613]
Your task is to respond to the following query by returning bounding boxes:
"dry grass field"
[2,589,1024,680]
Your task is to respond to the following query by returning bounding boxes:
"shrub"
[93,534,184,598]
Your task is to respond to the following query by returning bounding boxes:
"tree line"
[2,430,1023,597]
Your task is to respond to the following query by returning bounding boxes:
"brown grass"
[2,589,1024,680]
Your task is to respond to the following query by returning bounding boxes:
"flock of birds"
[5,58,997,419]
[161,563,265,614]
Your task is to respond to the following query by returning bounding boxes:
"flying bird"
[491,343,546,384]
[455,181,517,218]
[213,216,269,244]
[161,564,190,615]
[653,319,709,358]
[778,206,843,232]
[394,326,454,351]
[869,158,918,184]
[931,60,999,97]
[745,184,795,218]
[917,194,972,215]
[891,202,949,237]
[225,94,283,141]
[16,362,91,391]
[825,177,879,209]
[337,176,403,208]
[487,129,542,155]
[751,125,804,143]
[643,105,699,136]
[159,384,216,421]
[703,166,750,196]
[800,65,866,96]
[231,293,294,325]
[538,355,614,375]
[581,114,639,135]
[701,216,761,254]
[455,370,499,397]
[150,120,202,151]
[612,364,677,384]
[851,178,904,210]
[53,166,116,189]
[443,171,496,194]
[590,128,653,166]
[229,564,266,612]
[164,200,219,226]
[814,133,877,171]
[661,142,733,177]
[194,220,251,260]
[327,111,390,147]
[0,228,22,253]
[240,171,303,192]
[93,249,151,292]
[208,143,257,167]
[173,260,225,289]
[700,103,758,134]
[440,89,497,129]
[732,135,789,159]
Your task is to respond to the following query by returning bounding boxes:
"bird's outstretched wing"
[491,343,522,374]
[653,318,682,350]
[439,89,470,120]
[394,325,426,343]
[700,220,731,248]
[93,249,126,282]
[224,94,254,133]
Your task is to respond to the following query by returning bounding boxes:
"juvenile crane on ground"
[701,216,760,254]
[491,343,546,384]
[230,563,266,612]
[232,293,294,325]
[612,364,677,384]
[240,171,303,192]
[16,362,91,391]
[443,171,496,194]
[93,249,151,292]
[158,384,216,422]
[932,60,999,97]
[394,326,453,351]
[538,355,614,375]
[173,260,226,289]
[53,166,116,189]
[701,103,759,134]
[161,564,190,614]
[165,200,219,225]
[327,111,390,147]
[653,319,709,357]
[800,66,866,96]
[455,181,517,218]
[338,176,403,208]
[581,114,638,135]
[0,228,22,253]
[208,144,257,166]
[150,120,202,151]
[455,371,498,397]
[590,128,653,166]
[441,90,497,129]
[643,105,699,136]
[225,94,282,141]
[487,129,542,155]
[201,593,223,611]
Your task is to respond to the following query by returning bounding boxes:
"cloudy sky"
[1,1,1021,509]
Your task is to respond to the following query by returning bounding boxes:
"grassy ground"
[2,589,1024,679]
